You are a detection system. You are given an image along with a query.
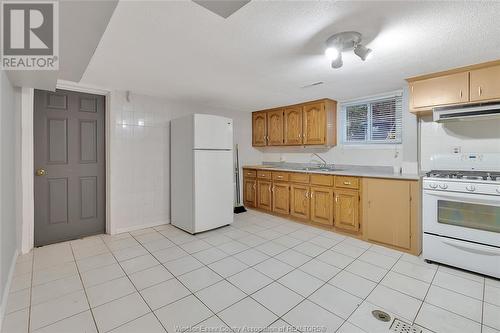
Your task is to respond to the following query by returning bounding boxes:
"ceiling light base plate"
[326,31,362,50]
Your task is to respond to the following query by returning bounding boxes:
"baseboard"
[0,249,19,330]
[113,220,170,235]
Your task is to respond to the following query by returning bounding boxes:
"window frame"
[341,93,403,145]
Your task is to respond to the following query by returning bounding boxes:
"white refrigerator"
[171,114,234,233]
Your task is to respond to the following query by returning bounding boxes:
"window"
[343,95,402,144]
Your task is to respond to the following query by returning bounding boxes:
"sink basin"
[299,166,344,172]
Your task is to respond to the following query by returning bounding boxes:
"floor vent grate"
[390,318,422,333]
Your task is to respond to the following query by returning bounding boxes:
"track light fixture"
[324,31,372,68]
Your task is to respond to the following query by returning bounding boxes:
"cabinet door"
[252,112,267,146]
[267,109,284,145]
[334,189,359,232]
[290,185,310,220]
[272,182,290,215]
[303,102,326,145]
[410,72,469,109]
[310,186,333,226]
[364,178,411,249]
[470,65,500,102]
[243,178,256,207]
[257,180,272,211]
[284,106,303,145]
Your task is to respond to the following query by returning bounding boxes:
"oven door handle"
[443,240,500,256]
[425,191,500,206]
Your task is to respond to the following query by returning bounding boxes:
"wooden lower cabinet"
[242,168,421,255]
[334,189,360,232]
[272,182,290,215]
[243,178,256,208]
[290,184,310,220]
[310,186,334,226]
[257,180,272,211]
[363,178,420,253]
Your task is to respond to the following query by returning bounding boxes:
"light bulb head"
[324,47,340,61]
[354,43,372,61]
[331,52,343,69]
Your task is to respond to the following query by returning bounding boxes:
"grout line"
[99,234,172,333]
[481,278,485,333]
[69,242,100,333]
[27,251,35,333]
[411,260,439,332]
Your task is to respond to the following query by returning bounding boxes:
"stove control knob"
[439,184,448,189]
[429,183,438,189]
[466,185,476,192]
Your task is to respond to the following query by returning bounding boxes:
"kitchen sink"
[297,166,344,172]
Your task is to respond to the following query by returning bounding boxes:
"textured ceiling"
[81,1,500,112]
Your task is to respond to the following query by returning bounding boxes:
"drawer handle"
[277,176,283,179]
[443,240,500,256]
[478,86,482,96]
[343,181,351,185]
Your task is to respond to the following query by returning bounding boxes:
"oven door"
[423,189,500,247]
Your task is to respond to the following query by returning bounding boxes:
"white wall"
[260,88,419,173]
[420,115,500,171]
[108,91,262,233]
[0,70,21,325]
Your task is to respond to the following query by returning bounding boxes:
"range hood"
[433,102,500,122]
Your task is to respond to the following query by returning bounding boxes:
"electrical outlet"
[452,146,461,154]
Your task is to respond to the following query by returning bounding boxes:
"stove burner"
[426,170,500,181]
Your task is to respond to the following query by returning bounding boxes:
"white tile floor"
[2,209,500,333]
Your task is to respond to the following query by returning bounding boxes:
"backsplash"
[419,115,500,171]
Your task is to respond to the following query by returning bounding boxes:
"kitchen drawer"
[289,172,310,184]
[257,170,272,180]
[335,176,360,189]
[243,169,256,178]
[310,174,334,186]
[272,172,289,182]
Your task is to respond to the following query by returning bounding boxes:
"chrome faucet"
[311,153,328,168]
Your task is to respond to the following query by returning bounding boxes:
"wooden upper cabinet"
[257,180,272,211]
[334,189,359,232]
[284,106,303,145]
[252,98,337,147]
[272,182,290,215]
[470,64,500,102]
[252,112,267,146]
[303,102,326,145]
[410,72,469,110]
[310,186,333,226]
[243,178,256,208]
[363,178,412,250]
[290,184,310,220]
[267,109,284,145]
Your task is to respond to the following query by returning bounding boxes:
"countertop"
[242,164,423,181]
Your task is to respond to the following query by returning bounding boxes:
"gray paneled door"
[34,89,105,246]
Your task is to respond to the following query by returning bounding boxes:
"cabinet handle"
[277,175,283,179]
[335,196,338,202]
[310,191,314,198]
[253,184,256,189]
[343,181,351,185]
[478,86,482,96]
[460,90,463,98]
[271,186,275,192]
[269,186,272,192]
[304,191,308,198]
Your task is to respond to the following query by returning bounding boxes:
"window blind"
[343,95,402,144]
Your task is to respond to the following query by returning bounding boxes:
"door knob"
[35,168,46,176]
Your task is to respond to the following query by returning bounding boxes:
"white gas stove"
[422,153,500,278]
